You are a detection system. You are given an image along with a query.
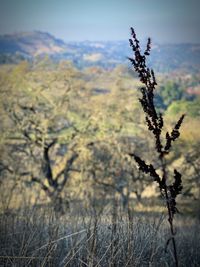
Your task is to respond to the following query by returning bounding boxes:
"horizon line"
[0,30,200,46]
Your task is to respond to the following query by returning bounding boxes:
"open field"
[0,204,200,267]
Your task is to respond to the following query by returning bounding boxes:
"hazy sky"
[0,0,200,43]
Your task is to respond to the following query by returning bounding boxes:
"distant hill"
[0,31,67,56]
[0,31,200,73]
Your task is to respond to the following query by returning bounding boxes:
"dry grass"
[0,205,199,267]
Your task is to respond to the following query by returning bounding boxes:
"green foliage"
[167,97,200,117]
[157,81,184,108]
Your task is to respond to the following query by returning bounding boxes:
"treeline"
[0,59,200,214]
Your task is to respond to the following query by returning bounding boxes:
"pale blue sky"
[0,0,200,43]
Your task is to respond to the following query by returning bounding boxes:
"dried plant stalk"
[128,27,184,267]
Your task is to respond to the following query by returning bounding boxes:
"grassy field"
[0,203,199,267]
